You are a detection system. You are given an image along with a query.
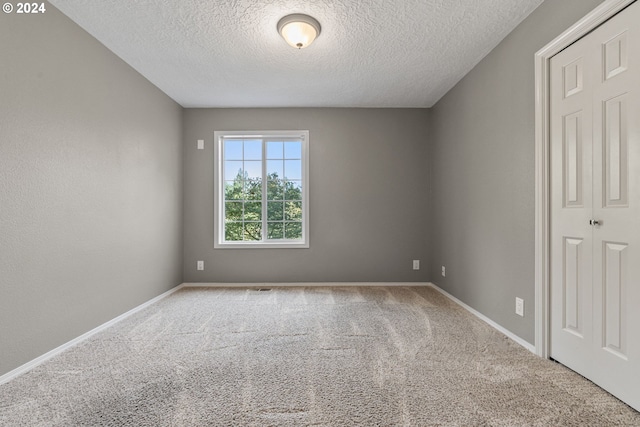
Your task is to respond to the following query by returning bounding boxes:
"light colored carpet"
[0,286,638,426]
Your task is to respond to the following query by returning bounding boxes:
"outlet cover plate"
[515,297,524,316]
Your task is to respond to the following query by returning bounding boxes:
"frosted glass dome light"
[277,14,321,49]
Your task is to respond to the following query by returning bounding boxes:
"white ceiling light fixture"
[277,14,321,49]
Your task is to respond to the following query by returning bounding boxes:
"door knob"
[589,219,601,226]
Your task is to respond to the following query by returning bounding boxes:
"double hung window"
[214,131,309,248]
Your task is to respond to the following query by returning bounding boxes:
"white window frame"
[214,130,309,249]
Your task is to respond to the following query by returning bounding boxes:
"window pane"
[267,141,283,159]
[244,202,262,221]
[284,160,302,180]
[244,161,262,180]
[284,181,302,200]
[225,161,243,181]
[224,140,243,160]
[285,201,302,221]
[225,180,243,200]
[225,222,243,241]
[267,160,284,179]
[244,179,262,200]
[267,180,284,201]
[284,222,302,240]
[244,139,262,160]
[244,222,262,241]
[267,222,284,239]
[284,141,302,159]
[217,131,307,247]
[225,202,243,222]
[267,202,284,221]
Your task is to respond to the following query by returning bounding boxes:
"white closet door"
[550,28,594,376]
[550,0,640,411]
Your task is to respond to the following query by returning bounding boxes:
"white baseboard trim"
[427,282,536,354]
[182,282,431,288]
[0,283,186,386]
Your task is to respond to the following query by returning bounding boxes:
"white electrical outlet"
[441,266,446,277]
[197,139,204,150]
[413,260,420,270]
[515,297,524,317]
[197,260,204,271]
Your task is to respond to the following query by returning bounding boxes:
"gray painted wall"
[183,108,429,283]
[428,0,604,344]
[0,8,183,375]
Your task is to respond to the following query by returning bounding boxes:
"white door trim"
[534,0,637,358]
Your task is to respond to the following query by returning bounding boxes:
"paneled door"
[550,1,639,411]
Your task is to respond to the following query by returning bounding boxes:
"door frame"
[534,0,636,358]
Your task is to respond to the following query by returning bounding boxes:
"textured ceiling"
[49,0,543,108]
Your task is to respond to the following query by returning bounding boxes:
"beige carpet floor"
[0,286,638,426]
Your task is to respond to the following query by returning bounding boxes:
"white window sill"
[214,241,309,249]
